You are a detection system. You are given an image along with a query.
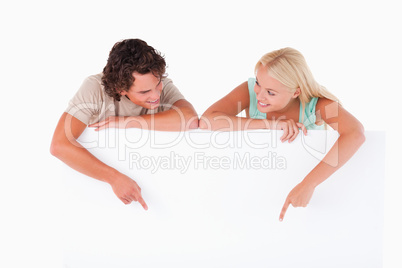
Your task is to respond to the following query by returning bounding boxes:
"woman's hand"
[89,116,132,131]
[109,174,148,210]
[271,118,307,143]
[279,181,315,221]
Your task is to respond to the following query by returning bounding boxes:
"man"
[50,39,198,209]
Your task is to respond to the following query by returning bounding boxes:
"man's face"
[121,72,163,109]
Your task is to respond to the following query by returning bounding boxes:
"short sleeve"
[65,75,104,125]
[160,77,185,110]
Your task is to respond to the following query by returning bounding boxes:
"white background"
[0,0,400,267]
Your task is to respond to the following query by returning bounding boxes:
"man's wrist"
[102,168,121,185]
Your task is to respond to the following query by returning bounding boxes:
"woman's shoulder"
[314,97,341,123]
[315,97,339,112]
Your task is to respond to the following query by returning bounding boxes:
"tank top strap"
[248,78,266,119]
[299,97,326,130]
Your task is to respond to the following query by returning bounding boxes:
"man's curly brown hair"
[102,39,166,101]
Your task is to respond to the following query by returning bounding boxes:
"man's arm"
[89,99,199,131]
[50,112,148,209]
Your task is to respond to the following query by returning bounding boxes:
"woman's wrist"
[301,174,320,189]
[260,119,273,129]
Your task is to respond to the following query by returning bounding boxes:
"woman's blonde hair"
[254,47,340,110]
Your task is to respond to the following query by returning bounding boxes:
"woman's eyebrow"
[266,88,278,93]
[256,77,278,92]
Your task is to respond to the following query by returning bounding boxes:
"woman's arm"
[50,112,148,209]
[199,82,306,142]
[279,98,365,221]
[89,99,199,131]
[199,81,268,130]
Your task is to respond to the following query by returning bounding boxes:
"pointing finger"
[279,199,290,222]
[138,196,148,210]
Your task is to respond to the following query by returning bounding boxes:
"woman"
[200,47,365,221]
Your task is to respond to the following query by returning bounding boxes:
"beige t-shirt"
[65,73,185,125]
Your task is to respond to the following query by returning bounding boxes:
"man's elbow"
[50,136,73,159]
[50,139,63,158]
[198,115,211,130]
[179,106,199,130]
[186,116,199,130]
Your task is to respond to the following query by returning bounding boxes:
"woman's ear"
[120,89,127,96]
[293,88,301,98]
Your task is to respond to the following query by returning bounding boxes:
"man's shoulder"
[161,76,173,87]
[79,73,105,95]
[84,73,103,85]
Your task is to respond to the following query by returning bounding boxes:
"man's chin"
[147,104,160,110]
[145,99,160,110]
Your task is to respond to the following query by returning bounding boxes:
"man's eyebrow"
[136,80,161,93]
[138,89,151,93]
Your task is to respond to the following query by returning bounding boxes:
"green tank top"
[247,78,325,130]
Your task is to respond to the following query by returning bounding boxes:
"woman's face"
[121,72,163,109]
[254,64,299,113]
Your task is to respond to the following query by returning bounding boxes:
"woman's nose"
[255,87,265,100]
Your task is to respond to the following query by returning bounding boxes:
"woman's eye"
[268,91,275,96]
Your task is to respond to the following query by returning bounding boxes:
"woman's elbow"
[352,123,366,146]
[339,122,365,146]
[357,126,366,145]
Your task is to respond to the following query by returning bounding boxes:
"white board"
[62,129,384,268]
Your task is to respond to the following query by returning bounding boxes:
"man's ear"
[120,90,127,96]
[293,88,301,98]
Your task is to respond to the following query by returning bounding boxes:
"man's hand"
[89,116,131,131]
[109,174,148,210]
[279,181,315,221]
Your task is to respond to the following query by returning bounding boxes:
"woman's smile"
[258,101,270,107]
